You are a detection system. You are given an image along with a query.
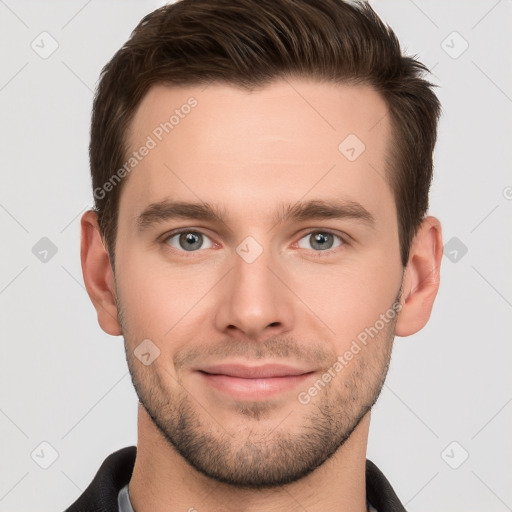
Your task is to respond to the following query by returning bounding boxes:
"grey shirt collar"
[118,483,135,512]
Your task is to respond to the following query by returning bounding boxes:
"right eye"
[164,230,215,252]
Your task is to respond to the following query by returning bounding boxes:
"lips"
[196,363,316,400]
[198,363,312,379]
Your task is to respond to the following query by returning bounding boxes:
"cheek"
[115,245,217,342]
[290,251,401,349]
[114,246,168,339]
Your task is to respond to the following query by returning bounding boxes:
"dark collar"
[64,446,406,512]
[64,446,136,512]
[365,459,407,512]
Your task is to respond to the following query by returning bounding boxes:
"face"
[113,78,404,487]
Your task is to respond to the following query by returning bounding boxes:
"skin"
[81,78,443,512]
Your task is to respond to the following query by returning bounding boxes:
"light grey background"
[1,1,511,511]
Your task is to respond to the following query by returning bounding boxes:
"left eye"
[297,231,343,252]
[166,231,214,252]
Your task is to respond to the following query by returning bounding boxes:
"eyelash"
[161,228,348,259]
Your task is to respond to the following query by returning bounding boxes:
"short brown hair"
[90,0,441,268]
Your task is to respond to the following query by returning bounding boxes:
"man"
[66,0,443,510]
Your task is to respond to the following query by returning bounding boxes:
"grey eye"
[297,232,343,251]
[167,231,214,252]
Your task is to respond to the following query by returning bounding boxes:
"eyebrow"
[273,199,375,227]
[136,198,375,232]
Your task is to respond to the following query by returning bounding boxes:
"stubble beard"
[120,303,397,488]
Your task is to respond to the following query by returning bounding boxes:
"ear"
[80,210,122,336]
[395,216,443,337]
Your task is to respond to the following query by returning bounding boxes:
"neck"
[129,403,370,512]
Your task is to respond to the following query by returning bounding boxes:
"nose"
[214,244,295,342]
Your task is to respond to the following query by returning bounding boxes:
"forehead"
[120,78,393,228]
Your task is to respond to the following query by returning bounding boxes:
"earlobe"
[395,216,443,337]
[80,210,122,336]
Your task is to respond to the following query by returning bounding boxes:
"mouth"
[196,363,316,400]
